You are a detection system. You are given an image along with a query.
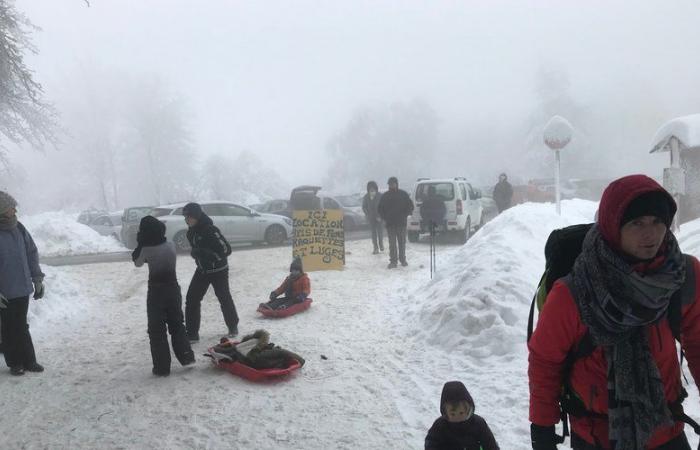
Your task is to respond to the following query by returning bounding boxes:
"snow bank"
[679,217,700,258]
[27,266,89,329]
[21,211,125,257]
[399,200,598,359]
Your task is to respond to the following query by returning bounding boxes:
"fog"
[4,0,700,211]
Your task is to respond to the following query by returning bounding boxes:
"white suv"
[407,177,484,244]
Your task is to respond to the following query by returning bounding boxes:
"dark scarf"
[0,214,18,231]
[570,225,685,449]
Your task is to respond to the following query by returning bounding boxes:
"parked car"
[285,186,365,230]
[120,206,154,249]
[407,177,484,244]
[151,201,293,251]
[255,199,292,218]
[335,194,368,229]
[77,207,107,225]
[88,212,123,240]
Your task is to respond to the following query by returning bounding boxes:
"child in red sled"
[425,381,499,450]
[259,257,310,310]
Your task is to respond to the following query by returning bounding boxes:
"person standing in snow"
[492,173,513,214]
[362,181,384,254]
[0,191,46,376]
[132,216,195,376]
[425,381,500,450]
[529,175,700,450]
[420,185,447,231]
[182,203,239,342]
[377,176,414,269]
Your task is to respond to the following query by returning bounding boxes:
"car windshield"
[415,183,455,201]
[150,208,173,217]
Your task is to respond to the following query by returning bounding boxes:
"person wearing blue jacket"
[0,191,45,376]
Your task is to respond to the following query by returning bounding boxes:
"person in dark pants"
[259,257,310,311]
[0,191,45,376]
[133,216,195,376]
[493,173,513,213]
[377,176,414,269]
[362,181,384,254]
[420,185,447,231]
[182,203,239,342]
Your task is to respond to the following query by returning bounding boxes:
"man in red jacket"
[529,175,700,450]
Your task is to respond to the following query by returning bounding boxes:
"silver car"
[152,201,293,251]
[88,213,123,240]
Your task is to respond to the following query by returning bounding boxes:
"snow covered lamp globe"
[543,115,574,215]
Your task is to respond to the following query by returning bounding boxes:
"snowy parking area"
[2,200,700,449]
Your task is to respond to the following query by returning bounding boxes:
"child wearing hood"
[259,257,310,310]
[425,381,499,450]
[133,216,195,376]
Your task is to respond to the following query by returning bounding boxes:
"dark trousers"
[386,224,407,264]
[147,283,194,373]
[370,220,384,251]
[266,296,302,310]
[185,269,239,335]
[572,432,690,450]
[0,297,37,369]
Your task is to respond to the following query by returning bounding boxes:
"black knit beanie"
[621,191,674,228]
[290,257,303,273]
[137,215,166,246]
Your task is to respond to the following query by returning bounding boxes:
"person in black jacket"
[182,203,239,342]
[377,176,414,269]
[425,381,500,450]
[420,185,447,232]
[492,173,513,213]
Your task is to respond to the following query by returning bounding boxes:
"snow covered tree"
[325,99,439,191]
[0,0,56,162]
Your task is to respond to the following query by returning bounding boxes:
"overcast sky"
[13,0,700,187]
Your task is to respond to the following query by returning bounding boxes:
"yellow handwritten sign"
[292,209,345,271]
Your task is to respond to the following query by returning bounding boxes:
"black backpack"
[527,223,700,445]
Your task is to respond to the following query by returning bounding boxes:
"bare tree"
[0,0,56,161]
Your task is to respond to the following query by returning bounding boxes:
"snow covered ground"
[2,200,700,449]
[21,211,125,257]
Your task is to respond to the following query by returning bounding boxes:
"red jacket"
[273,273,310,298]
[528,175,700,448]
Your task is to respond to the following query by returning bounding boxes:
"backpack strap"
[527,272,547,343]
[668,254,697,342]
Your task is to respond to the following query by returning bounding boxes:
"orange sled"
[257,298,313,318]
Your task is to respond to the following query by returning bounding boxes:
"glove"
[131,245,142,262]
[269,291,277,301]
[0,292,8,309]
[531,424,559,450]
[33,281,45,300]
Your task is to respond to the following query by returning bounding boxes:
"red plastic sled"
[257,298,313,318]
[215,358,302,382]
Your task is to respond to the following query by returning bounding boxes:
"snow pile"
[21,211,125,257]
[27,266,90,329]
[679,217,700,257]
[399,200,598,359]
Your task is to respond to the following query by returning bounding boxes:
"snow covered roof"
[650,114,700,153]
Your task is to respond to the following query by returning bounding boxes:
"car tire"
[408,231,420,243]
[174,231,191,253]
[458,217,471,245]
[265,225,287,246]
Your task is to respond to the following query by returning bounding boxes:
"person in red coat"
[529,175,700,450]
[259,257,310,310]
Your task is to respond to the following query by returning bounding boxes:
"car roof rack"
[416,177,431,181]
[454,177,467,181]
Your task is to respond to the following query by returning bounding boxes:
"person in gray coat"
[0,191,45,376]
[362,181,384,254]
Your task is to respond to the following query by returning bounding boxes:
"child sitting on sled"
[206,329,305,369]
[259,257,310,311]
[424,381,499,450]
